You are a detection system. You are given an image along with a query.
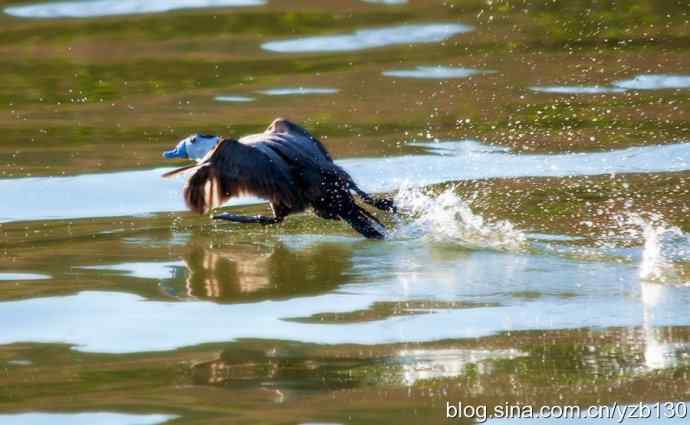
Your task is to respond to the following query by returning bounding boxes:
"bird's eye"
[190,137,197,144]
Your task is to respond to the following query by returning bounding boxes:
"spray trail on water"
[389,183,526,251]
[624,214,690,285]
[386,184,689,286]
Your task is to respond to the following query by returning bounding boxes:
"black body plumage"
[165,118,395,239]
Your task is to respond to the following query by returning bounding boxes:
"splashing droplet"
[390,183,526,251]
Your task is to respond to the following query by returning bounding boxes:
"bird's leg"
[212,213,282,225]
[349,183,397,213]
[213,203,287,226]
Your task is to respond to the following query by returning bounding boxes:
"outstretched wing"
[266,118,334,162]
[183,139,303,214]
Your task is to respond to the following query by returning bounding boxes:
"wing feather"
[266,118,333,162]
[183,139,303,214]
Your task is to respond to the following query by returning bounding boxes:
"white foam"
[262,23,472,53]
[384,66,492,79]
[620,215,690,285]
[391,184,526,251]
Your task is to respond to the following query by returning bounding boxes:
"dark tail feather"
[184,165,227,214]
[349,183,397,213]
[340,204,386,240]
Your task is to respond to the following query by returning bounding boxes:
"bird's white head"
[163,134,221,162]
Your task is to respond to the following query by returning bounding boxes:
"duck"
[162,118,395,239]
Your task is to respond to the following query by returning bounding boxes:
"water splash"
[638,218,689,285]
[390,184,526,251]
[3,141,690,223]
[397,348,525,386]
[615,214,690,285]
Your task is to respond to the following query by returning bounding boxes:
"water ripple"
[262,23,472,53]
[1,141,689,223]
[5,0,265,18]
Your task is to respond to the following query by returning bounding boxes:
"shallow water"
[531,74,690,95]
[0,413,177,425]
[258,87,339,95]
[364,0,407,4]
[79,261,184,280]
[383,66,493,79]
[3,237,689,353]
[530,86,627,94]
[261,23,473,53]
[0,272,51,281]
[214,95,255,102]
[613,74,690,90]
[2,1,690,423]
[4,0,265,18]
[2,140,688,223]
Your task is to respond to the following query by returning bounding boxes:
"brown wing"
[183,139,304,214]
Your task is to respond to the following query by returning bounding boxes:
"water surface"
[613,74,690,90]
[2,1,689,423]
[531,74,690,95]
[384,66,492,79]
[2,233,689,353]
[79,261,184,280]
[0,273,51,281]
[364,0,407,4]
[262,23,472,53]
[3,141,688,223]
[214,95,255,102]
[4,0,265,18]
[530,85,626,94]
[0,413,176,425]
[258,87,339,96]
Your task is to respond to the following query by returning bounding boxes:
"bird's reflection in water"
[184,243,272,297]
[192,344,377,396]
[161,238,356,303]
